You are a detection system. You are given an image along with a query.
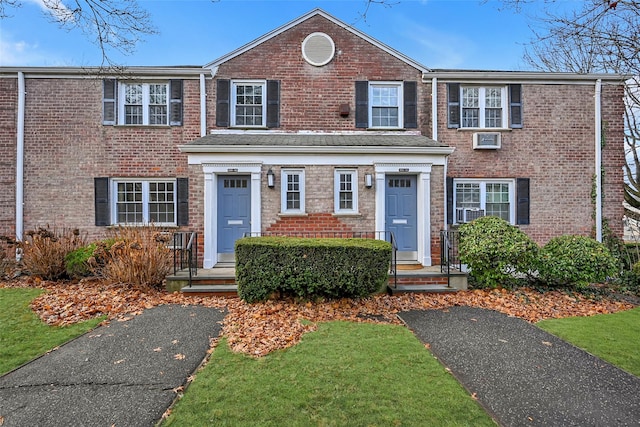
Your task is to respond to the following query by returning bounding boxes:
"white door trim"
[202,162,262,268]
[374,163,433,266]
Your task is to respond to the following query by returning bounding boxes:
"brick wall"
[18,76,201,240]
[210,14,429,135]
[0,77,17,239]
[436,81,625,245]
[262,165,376,233]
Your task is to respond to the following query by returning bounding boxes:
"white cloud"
[0,32,66,66]
[24,0,74,22]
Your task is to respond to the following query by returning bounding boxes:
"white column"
[251,171,262,233]
[418,171,432,266]
[374,171,385,235]
[203,172,215,268]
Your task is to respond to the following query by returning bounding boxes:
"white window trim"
[117,82,169,126]
[111,178,177,226]
[460,85,508,129]
[369,81,403,129]
[334,169,358,214]
[231,80,267,128]
[453,178,515,224]
[281,169,305,214]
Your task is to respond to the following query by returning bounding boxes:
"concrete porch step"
[166,264,467,296]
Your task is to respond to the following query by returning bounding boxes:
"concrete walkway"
[399,306,640,427]
[0,305,225,427]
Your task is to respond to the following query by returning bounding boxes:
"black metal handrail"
[440,229,461,287]
[172,231,198,287]
[243,231,398,288]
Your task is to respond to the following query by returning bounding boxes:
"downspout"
[200,73,207,137]
[16,72,25,255]
[594,79,603,242]
[431,77,438,141]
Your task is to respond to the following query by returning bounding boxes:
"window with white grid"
[454,179,514,223]
[369,82,403,128]
[281,169,305,214]
[232,81,266,127]
[120,82,169,125]
[460,86,506,129]
[334,170,358,214]
[114,179,176,225]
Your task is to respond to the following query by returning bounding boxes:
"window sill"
[366,127,406,131]
[107,224,179,228]
[333,212,361,218]
[456,128,512,132]
[110,125,172,129]
[278,212,308,217]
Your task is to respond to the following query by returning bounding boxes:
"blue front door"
[385,175,418,258]
[217,176,251,258]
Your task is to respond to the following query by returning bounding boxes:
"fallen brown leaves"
[1,276,635,357]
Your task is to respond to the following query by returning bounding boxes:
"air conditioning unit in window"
[456,208,485,223]
[473,132,501,149]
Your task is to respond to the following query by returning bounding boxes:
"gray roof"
[184,133,448,148]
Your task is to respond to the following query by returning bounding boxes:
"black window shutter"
[509,84,523,128]
[94,177,110,226]
[403,81,418,129]
[216,79,230,127]
[447,83,460,128]
[169,79,183,126]
[176,178,189,226]
[446,177,454,224]
[102,79,117,125]
[266,80,280,128]
[355,81,369,129]
[516,177,530,225]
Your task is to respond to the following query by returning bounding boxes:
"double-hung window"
[334,170,358,214]
[113,179,176,225]
[232,80,266,127]
[461,86,506,128]
[119,83,169,125]
[369,82,403,128]
[454,179,514,223]
[281,169,305,214]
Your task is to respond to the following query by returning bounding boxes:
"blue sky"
[0,0,546,70]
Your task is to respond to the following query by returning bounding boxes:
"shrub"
[458,216,538,289]
[65,243,98,278]
[20,226,86,280]
[235,237,392,303]
[536,235,618,288]
[99,226,172,288]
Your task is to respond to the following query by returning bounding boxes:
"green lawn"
[0,288,104,375]
[537,307,640,377]
[163,321,496,427]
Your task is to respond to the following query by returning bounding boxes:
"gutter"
[16,72,25,249]
[200,73,207,137]
[594,79,603,242]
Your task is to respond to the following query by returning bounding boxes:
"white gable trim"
[204,8,430,73]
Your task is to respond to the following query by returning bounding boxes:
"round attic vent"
[302,32,335,66]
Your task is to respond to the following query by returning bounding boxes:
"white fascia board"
[186,151,451,167]
[204,9,429,73]
[423,70,626,85]
[0,66,207,79]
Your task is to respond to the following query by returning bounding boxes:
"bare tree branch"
[496,0,640,216]
[0,0,156,67]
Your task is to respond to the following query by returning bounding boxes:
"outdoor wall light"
[267,168,275,188]
[365,173,373,188]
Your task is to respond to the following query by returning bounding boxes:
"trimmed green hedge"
[235,237,392,302]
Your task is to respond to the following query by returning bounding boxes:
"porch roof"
[180,132,453,155]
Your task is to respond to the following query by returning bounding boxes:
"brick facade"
[0,9,627,269]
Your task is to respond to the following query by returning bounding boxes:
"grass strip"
[164,321,496,426]
[537,307,640,376]
[0,288,104,375]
